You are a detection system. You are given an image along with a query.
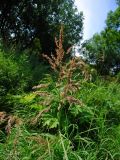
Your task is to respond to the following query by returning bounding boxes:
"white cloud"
[75,0,92,40]
[75,0,117,40]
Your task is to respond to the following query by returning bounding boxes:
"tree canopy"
[0,0,83,55]
[83,5,120,75]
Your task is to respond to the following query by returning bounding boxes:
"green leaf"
[69,105,82,116]
[42,114,59,129]
[19,93,36,104]
[29,104,44,110]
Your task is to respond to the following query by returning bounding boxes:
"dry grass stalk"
[5,116,16,134]
[31,107,51,125]
[0,111,6,124]
[43,27,89,105]
[33,90,53,106]
[6,116,22,134]
[66,96,84,106]
[42,26,72,71]
[27,135,48,147]
[33,91,50,97]
[32,84,49,90]
[0,111,22,134]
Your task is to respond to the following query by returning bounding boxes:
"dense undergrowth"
[0,29,120,160]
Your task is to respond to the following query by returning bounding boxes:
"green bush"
[0,50,32,111]
[116,72,120,82]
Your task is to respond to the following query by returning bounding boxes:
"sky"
[75,0,117,40]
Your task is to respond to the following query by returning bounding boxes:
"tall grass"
[0,27,120,160]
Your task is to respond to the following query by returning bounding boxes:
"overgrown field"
[0,30,120,160]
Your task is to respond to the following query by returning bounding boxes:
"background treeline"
[0,0,83,55]
[82,0,120,75]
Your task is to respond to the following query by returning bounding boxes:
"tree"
[83,5,120,75]
[0,0,83,56]
[116,0,120,6]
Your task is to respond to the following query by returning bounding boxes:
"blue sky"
[75,0,117,40]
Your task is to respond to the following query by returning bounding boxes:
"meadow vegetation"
[0,27,120,160]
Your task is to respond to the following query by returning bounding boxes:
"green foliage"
[1,78,120,159]
[0,0,83,56]
[9,54,120,158]
[19,93,36,105]
[116,71,120,82]
[84,6,120,75]
[0,22,120,160]
[0,49,32,111]
[116,0,120,6]
[42,114,59,129]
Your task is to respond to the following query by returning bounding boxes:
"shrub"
[0,49,32,111]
